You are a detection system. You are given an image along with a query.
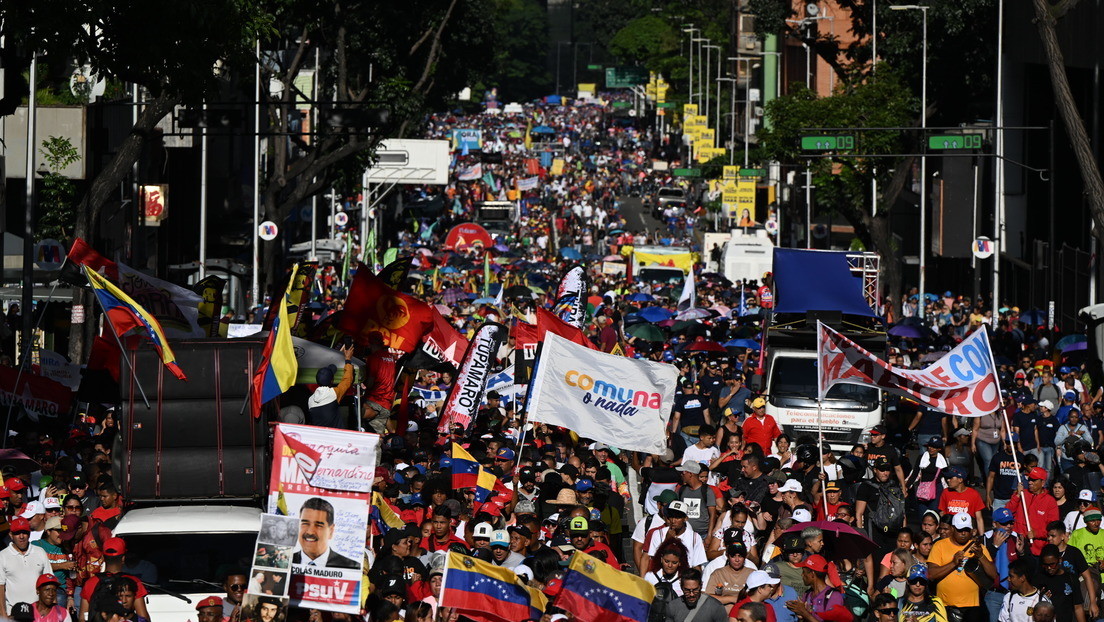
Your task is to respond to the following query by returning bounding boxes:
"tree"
[1031,0,1104,236]
[757,71,914,311]
[36,136,81,242]
[608,16,680,71]
[484,0,552,101]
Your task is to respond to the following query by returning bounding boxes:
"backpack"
[870,482,905,532]
[841,577,870,620]
[648,575,678,622]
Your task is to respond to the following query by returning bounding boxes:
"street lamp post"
[682,27,699,105]
[717,76,739,164]
[891,4,928,318]
[693,38,711,118]
[704,44,722,140]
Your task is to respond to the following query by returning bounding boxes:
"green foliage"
[758,70,913,214]
[484,0,552,101]
[36,136,81,242]
[609,16,679,70]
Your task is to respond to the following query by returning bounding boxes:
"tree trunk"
[1032,0,1104,236]
[68,92,179,363]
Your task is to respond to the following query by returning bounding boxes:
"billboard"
[363,139,450,185]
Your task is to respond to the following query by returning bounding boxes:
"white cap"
[791,508,813,523]
[779,479,803,493]
[407,421,420,433]
[514,564,534,582]
[20,501,43,519]
[746,570,781,589]
[473,522,494,539]
[490,529,510,547]
[951,512,973,530]
[43,497,61,510]
[1080,489,1097,502]
[1039,400,1055,411]
[667,500,689,515]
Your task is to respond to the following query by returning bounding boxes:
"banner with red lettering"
[816,322,1001,416]
[266,424,379,613]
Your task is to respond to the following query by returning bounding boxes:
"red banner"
[0,366,72,420]
[443,223,493,251]
[338,269,433,352]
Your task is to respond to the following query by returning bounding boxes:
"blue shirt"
[767,585,801,622]
[1014,409,1039,450]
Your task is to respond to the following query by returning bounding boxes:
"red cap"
[196,596,223,611]
[9,517,30,533]
[103,537,127,556]
[4,478,25,492]
[36,574,59,589]
[0,487,11,500]
[1028,467,1049,481]
[799,554,830,573]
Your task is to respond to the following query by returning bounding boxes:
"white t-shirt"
[682,444,721,485]
[0,543,52,612]
[645,526,707,568]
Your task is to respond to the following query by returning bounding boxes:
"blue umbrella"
[532,125,555,134]
[559,247,582,260]
[1057,334,1087,350]
[1019,309,1047,326]
[440,266,459,274]
[627,293,655,302]
[638,307,675,323]
[474,297,496,304]
[724,339,761,350]
[888,324,931,339]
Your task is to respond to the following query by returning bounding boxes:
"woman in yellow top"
[898,564,949,622]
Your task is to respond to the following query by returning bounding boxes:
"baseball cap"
[924,437,945,448]
[43,498,61,511]
[35,574,58,589]
[746,570,780,589]
[951,513,973,530]
[869,425,885,436]
[792,508,813,523]
[873,457,892,471]
[507,525,533,539]
[726,542,748,557]
[1039,400,1055,411]
[9,517,30,534]
[472,522,494,539]
[489,530,510,548]
[103,537,127,556]
[43,517,62,531]
[751,397,767,409]
[3,478,25,492]
[496,448,516,461]
[19,502,43,519]
[666,500,688,517]
[1028,467,1048,481]
[762,562,783,581]
[567,516,590,534]
[575,478,595,492]
[799,554,829,573]
[677,461,702,474]
[654,489,679,505]
[1021,396,1037,405]
[824,481,841,493]
[1066,391,1078,401]
[945,467,966,480]
[779,479,803,493]
[9,603,33,622]
[993,508,1014,524]
[908,564,928,582]
[196,596,223,611]
[723,527,743,546]
[1080,490,1098,502]
[550,534,575,552]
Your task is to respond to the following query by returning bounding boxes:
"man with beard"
[291,498,357,568]
[253,597,281,622]
[664,569,728,622]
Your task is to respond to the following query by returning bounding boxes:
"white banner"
[117,262,204,338]
[817,322,1001,416]
[438,322,509,432]
[528,333,677,454]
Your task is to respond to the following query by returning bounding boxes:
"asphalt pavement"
[618,195,665,234]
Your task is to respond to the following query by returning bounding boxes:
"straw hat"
[546,488,579,506]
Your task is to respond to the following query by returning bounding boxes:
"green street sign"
[928,134,983,150]
[673,168,702,177]
[612,101,633,109]
[656,102,677,109]
[587,64,603,70]
[605,66,649,89]
[739,168,766,177]
[800,135,855,151]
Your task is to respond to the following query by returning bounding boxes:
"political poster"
[244,513,295,620]
[438,322,509,432]
[817,322,1001,416]
[553,266,588,328]
[268,424,380,613]
[451,128,483,152]
[528,333,678,454]
[0,366,73,421]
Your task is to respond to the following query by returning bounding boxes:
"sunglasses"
[227,584,247,591]
[907,578,926,585]
[877,609,899,615]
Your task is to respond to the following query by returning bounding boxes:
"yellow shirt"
[928,538,992,607]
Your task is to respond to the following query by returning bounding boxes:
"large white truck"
[756,249,885,450]
[721,229,774,285]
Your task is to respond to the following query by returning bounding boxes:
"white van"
[113,505,262,622]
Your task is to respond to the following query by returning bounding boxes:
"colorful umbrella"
[627,323,666,342]
[1057,334,1087,350]
[686,340,726,353]
[676,308,715,321]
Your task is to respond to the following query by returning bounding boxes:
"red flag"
[67,238,118,279]
[512,321,538,350]
[338,269,433,352]
[425,308,469,367]
[536,307,595,350]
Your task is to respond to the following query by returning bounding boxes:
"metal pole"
[310,48,319,261]
[688,35,694,106]
[20,55,36,366]
[329,188,337,240]
[806,168,813,249]
[744,62,751,167]
[704,43,711,121]
[872,0,878,72]
[993,0,1005,322]
[918,8,927,318]
[252,39,261,308]
[1048,119,1055,320]
[972,159,981,302]
[872,168,878,216]
[730,79,737,165]
[199,101,208,280]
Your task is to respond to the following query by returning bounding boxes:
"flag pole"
[814,321,829,518]
[979,327,1032,535]
[88,288,152,410]
[3,277,61,447]
[817,399,829,518]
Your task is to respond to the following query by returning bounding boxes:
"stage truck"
[755,248,886,451]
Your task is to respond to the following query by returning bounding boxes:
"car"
[653,187,687,218]
[113,505,262,622]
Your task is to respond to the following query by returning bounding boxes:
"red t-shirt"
[420,535,468,553]
[731,597,777,622]
[82,573,149,601]
[938,487,985,517]
[365,349,398,408]
[744,415,781,455]
[582,541,618,564]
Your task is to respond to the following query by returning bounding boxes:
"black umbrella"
[505,285,532,299]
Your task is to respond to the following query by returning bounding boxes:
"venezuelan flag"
[441,552,546,622]
[251,265,300,417]
[371,492,405,534]
[450,444,482,490]
[555,552,655,622]
[84,266,186,380]
[474,469,499,505]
